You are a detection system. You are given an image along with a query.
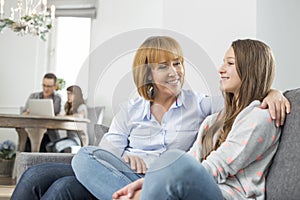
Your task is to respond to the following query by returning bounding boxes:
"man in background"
[22,73,62,152]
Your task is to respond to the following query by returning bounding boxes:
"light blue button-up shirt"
[100,89,223,166]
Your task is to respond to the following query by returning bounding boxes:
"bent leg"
[11,163,74,200]
[72,146,142,200]
[41,176,97,200]
[141,150,223,200]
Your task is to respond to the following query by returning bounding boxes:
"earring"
[147,85,154,98]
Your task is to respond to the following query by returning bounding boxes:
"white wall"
[257,0,300,91]
[0,30,48,144]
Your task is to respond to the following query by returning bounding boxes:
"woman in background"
[46,85,88,152]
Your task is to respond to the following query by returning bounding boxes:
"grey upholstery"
[16,152,74,182]
[87,106,105,145]
[266,88,300,199]
[94,124,109,145]
[16,124,109,182]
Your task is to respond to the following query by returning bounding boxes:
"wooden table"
[0,114,90,152]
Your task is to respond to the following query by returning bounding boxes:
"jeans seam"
[92,154,132,185]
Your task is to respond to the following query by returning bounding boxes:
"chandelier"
[0,0,55,41]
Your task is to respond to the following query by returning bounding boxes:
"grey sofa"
[15,124,109,181]
[15,88,300,199]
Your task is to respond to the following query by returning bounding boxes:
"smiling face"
[219,47,241,96]
[133,36,185,101]
[150,55,184,98]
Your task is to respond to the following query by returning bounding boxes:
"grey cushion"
[16,124,109,182]
[266,88,300,199]
[16,152,74,182]
[87,106,105,145]
[94,124,109,145]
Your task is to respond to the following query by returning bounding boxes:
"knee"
[45,176,97,200]
[52,176,76,191]
[171,153,208,182]
[72,146,96,165]
[71,146,99,176]
[147,150,206,182]
[43,176,79,199]
[21,163,50,180]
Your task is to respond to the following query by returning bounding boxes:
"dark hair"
[64,85,85,115]
[43,73,57,85]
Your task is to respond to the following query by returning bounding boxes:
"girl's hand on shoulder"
[112,178,144,200]
[123,155,147,174]
[260,89,291,127]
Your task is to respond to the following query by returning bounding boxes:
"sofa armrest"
[16,152,74,182]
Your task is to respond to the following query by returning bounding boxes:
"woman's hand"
[123,155,147,174]
[112,178,144,200]
[260,89,291,127]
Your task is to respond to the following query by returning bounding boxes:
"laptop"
[28,99,55,116]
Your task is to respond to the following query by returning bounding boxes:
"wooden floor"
[0,177,16,200]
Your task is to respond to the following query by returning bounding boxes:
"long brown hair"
[201,39,275,160]
[64,85,85,115]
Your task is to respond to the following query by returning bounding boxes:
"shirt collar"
[144,101,151,120]
[143,91,186,120]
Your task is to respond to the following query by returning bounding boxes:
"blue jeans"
[11,163,97,200]
[72,146,143,200]
[140,150,224,200]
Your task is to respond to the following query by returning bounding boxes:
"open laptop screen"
[28,99,55,116]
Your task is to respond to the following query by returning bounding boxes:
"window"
[51,17,91,101]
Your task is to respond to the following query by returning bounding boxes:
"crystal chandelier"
[0,0,55,41]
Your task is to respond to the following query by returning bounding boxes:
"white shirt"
[100,89,223,166]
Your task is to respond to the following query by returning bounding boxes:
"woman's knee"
[43,176,97,200]
[21,163,58,181]
[72,146,97,165]
[148,150,203,174]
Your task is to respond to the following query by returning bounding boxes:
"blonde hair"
[201,39,275,160]
[132,36,184,101]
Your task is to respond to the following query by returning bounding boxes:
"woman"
[113,39,282,200]
[46,85,88,152]
[11,36,288,200]
[64,85,87,119]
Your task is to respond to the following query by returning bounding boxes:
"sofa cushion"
[87,106,105,145]
[266,88,300,199]
[16,152,74,182]
[94,124,109,145]
[16,124,110,182]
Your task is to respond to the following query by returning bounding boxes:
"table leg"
[15,128,28,152]
[25,128,47,152]
[77,130,88,146]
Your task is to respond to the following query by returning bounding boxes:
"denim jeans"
[11,163,97,200]
[72,146,143,200]
[140,150,224,200]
